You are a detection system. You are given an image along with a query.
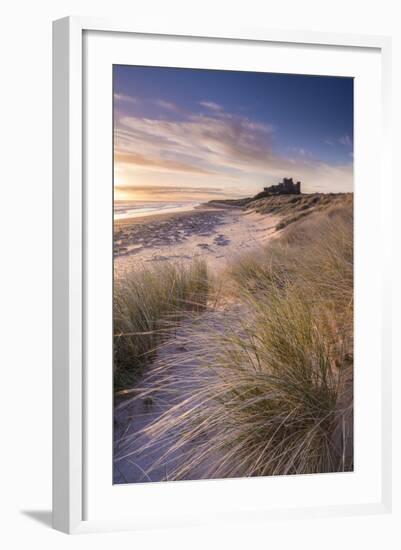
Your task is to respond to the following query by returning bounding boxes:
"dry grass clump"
[209,192,352,231]
[248,192,352,230]
[231,199,353,313]
[114,259,209,390]
[120,201,353,479]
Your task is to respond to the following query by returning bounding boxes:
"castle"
[263,177,301,195]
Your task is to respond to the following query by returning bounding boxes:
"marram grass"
[116,199,353,478]
[113,258,209,390]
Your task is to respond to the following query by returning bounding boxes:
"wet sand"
[114,206,280,277]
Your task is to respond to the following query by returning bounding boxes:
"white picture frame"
[52,16,392,534]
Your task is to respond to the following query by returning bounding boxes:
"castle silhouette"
[263,177,301,195]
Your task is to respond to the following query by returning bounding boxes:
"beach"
[113,194,353,483]
[113,204,281,482]
[114,206,280,278]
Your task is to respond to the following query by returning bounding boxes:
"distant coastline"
[114,200,201,221]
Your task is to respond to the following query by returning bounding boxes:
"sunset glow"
[114,67,353,201]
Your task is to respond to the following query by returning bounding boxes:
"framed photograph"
[52,17,392,534]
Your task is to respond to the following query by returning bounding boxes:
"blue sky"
[114,65,353,200]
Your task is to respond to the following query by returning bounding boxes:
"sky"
[114,65,353,201]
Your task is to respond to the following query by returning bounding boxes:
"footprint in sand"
[213,234,230,246]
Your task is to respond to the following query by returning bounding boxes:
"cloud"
[115,95,183,113]
[155,99,181,112]
[338,134,352,147]
[115,185,229,198]
[325,134,353,148]
[115,113,274,172]
[115,151,212,175]
[114,109,353,196]
[114,93,139,104]
[287,146,313,158]
[200,101,223,111]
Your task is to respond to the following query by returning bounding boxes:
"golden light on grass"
[113,259,210,390]
[114,196,353,479]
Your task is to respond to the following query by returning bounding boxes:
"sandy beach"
[114,206,280,278]
[113,205,282,483]
[113,194,354,483]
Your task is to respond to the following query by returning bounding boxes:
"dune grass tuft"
[114,259,209,390]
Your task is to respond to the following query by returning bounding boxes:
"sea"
[114,200,201,221]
